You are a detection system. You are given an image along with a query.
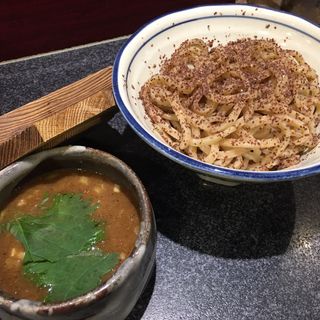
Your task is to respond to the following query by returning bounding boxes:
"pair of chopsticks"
[0,67,115,170]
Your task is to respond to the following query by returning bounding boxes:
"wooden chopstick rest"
[0,67,115,170]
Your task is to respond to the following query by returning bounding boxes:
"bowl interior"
[114,4,320,178]
[0,151,141,217]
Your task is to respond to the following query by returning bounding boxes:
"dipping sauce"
[0,169,140,302]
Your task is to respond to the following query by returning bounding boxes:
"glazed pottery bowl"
[0,146,156,320]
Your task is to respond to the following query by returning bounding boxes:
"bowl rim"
[112,3,320,182]
[0,146,154,316]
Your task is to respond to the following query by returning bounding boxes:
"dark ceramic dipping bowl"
[0,146,156,320]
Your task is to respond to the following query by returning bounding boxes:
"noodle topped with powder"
[139,38,320,171]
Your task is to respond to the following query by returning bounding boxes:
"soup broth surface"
[0,169,140,301]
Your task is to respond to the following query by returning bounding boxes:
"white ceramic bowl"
[113,4,320,184]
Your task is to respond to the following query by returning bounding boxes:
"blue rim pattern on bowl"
[113,4,320,182]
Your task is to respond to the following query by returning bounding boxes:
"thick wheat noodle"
[139,38,320,170]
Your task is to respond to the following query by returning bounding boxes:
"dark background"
[0,0,233,61]
[1,2,320,318]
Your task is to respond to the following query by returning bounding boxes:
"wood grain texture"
[0,67,115,170]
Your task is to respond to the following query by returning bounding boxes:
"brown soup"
[0,169,140,302]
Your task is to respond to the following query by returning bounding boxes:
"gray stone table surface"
[1,38,319,320]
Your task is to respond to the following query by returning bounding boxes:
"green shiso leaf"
[25,251,119,303]
[1,193,119,303]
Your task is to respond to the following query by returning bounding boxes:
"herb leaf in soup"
[1,193,119,303]
[4,193,103,263]
[25,251,118,303]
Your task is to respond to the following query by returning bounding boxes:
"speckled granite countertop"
[1,38,320,320]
